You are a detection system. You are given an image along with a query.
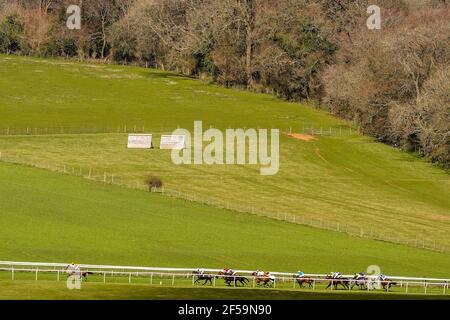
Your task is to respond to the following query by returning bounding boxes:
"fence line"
[0,261,448,295]
[0,152,448,254]
[0,125,360,137]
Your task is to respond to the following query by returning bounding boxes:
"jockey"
[297,271,305,278]
[355,272,365,280]
[197,268,205,275]
[75,263,81,275]
[66,262,76,275]
[256,270,264,277]
[224,268,237,276]
[379,274,388,281]
[331,272,341,279]
[66,262,81,277]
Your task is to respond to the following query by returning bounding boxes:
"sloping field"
[0,55,449,249]
[1,162,450,277]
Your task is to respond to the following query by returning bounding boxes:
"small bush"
[0,14,24,54]
[144,175,163,192]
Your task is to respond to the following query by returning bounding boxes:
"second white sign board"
[160,135,186,150]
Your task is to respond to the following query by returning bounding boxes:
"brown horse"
[66,271,94,281]
[192,271,214,286]
[350,275,368,290]
[293,274,314,288]
[325,275,350,290]
[380,278,397,291]
[217,271,249,287]
[252,272,274,287]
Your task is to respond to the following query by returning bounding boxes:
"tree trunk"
[246,30,254,88]
[101,18,106,59]
[245,0,256,89]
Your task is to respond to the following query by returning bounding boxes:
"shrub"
[144,175,163,192]
[0,13,24,54]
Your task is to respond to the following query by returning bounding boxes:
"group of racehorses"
[65,264,397,292]
[193,270,397,292]
[193,270,250,287]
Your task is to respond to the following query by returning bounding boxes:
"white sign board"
[160,135,186,150]
[127,134,153,149]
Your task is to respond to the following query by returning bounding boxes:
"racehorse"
[217,271,249,287]
[252,272,275,287]
[65,265,93,282]
[350,275,368,290]
[192,271,214,286]
[380,278,397,291]
[325,275,350,290]
[80,271,94,281]
[292,274,314,288]
[66,271,94,281]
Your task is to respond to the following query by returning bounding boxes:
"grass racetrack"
[1,280,449,300]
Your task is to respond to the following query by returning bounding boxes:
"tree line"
[0,0,448,167]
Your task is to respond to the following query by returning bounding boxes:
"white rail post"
[213,276,216,287]
[150,273,153,285]
[252,277,255,288]
[35,268,38,281]
[103,272,106,283]
[11,267,14,280]
[192,275,195,286]
[57,270,60,281]
[129,273,131,284]
[172,274,175,286]
[274,278,276,288]
[424,283,427,294]
[405,282,408,294]
[312,279,315,290]
[293,278,296,289]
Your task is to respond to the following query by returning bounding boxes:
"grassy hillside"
[0,55,449,249]
[1,162,450,277]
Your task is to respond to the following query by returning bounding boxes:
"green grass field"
[0,55,449,299]
[1,280,448,300]
[0,55,449,249]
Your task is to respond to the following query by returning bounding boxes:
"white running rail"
[1,260,449,283]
